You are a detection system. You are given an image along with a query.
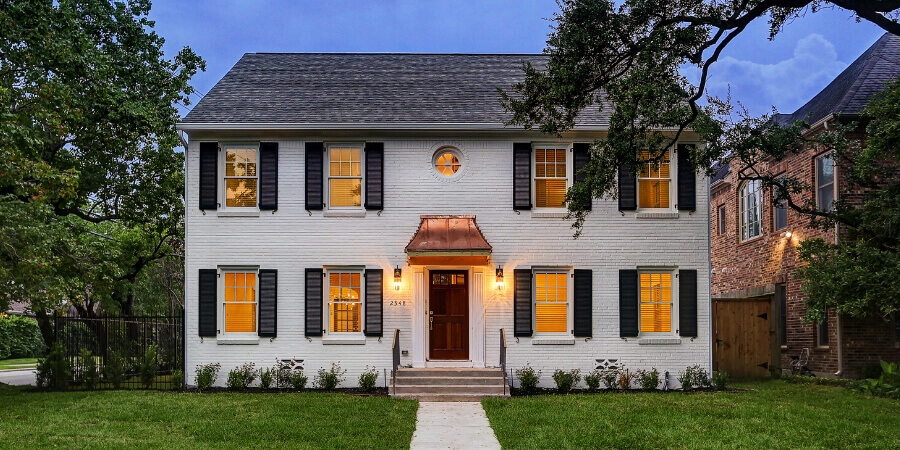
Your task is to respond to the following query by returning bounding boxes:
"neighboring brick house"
[710,33,900,378]
[178,53,711,390]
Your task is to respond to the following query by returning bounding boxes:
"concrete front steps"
[391,368,509,402]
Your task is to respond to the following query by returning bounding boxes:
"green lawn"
[0,384,417,449]
[0,358,38,370]
[483,381,900,449]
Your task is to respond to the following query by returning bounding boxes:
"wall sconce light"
[393,266,402,291]
[495,266,504,290]
[780,231,792,239]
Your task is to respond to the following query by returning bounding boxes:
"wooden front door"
[713,298,772,378]
[429,271,469,360]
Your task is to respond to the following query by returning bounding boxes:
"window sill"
[322,336,367,345]
[217,210,261,218]
[637,337,681,345]
[635,212,679,219]
[531,211,568,219]
[531,338,575,345]
[216,337,260,345]
[323,210,367,218]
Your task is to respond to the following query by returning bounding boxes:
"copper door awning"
[405,215,492,266]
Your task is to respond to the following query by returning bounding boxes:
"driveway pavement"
[0,369,36,386]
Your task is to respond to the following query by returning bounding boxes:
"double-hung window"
[638,150,671,209]
[224,147,258,208]
[327,270,363,333]
[815,153,835,210]
[534,270,570,334]
[773,175,788,231]
[740,179,762,241]
[533,146,571,209]
[223,270,257,334]
[717,204,726,235]
[327,145,363,209]
[639,272,674,333]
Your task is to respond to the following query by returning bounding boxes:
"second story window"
[816,153,835,211]
[224,147,258,207]
[774,175,787,231]
[638,150,671,209]
[328,146,362,208]
[740,179,762,241]
[533,147,570,209]
[717,204,726,235]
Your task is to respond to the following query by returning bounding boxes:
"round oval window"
[434,149,463,177]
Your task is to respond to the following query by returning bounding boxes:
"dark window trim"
[816,308,829,348]
[717,204,726,235]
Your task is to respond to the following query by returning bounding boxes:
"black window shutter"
[677,144,696,211]
[199,142,218,210]
[198,269,217,337]
[514,269,533,337]
[259,142,278,211]
[364,143,384,210]
[619,270,639,337]
[618,164,637,211]
[258,269,277,337]
[305,142,324,211]
[513,143,532,210]
[573,269,593,337]
[305,268,323,337]
[573,143,592,211]
[364,269,383,337]
[679,269,698,337]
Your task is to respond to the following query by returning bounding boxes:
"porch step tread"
[394,377,504,386]
[393,385,507,394]
[394,393,509,402]
[396,368,504,378]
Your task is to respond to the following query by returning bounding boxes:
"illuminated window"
[223,271,257,333]
[224,148,258,207]
[638,150,671,209]
[328,271,362,333]
[640,272,673,333]
[328,146,362,208]
[816,153,835,210]
[740,179,762,241]
[534,270,569,334]
[534,147,570,208]
[434,148,463,177]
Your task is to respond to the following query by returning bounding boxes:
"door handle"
[429,310,433,330]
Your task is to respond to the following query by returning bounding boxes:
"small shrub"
[857,360,900,399]
[690,365,712,389]
[515,365,541,393]
[358,366,379,392]
[35,343,69,390]
[140,345,159,389]
[103,351,127,389]
[635,368,661,391]
[552,369,581,394]
[291,368,308,390]
[274,360,294,389]
[79,349,100,389]
[259,367,273,389]
[194,362,221,391]
[618,369,634,390]
[171,369,184,390]
[584,369,602,392]
[678,366,695,391]
[600,368,619,390]
[712,370,729,391]
[314,362,346,390]
[226,362,257,390]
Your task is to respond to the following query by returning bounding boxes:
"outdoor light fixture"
[393,266,402,291]
[780,231,793,239]
[495,266,504,290]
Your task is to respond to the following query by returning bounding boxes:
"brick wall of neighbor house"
[185,136,711,388]
[710,138,900,377]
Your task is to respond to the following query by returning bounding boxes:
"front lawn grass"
[0,358,38,370]
[0,384,417,449]
[483,381,900,449]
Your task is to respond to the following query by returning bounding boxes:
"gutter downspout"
[707,162,714,373]
[181,130,189,378]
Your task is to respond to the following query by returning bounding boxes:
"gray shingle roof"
[181,53,612,127]
[776,33,900,125]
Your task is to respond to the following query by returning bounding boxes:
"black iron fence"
[53,314,184,390]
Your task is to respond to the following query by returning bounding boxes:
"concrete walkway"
[410,402,501,449]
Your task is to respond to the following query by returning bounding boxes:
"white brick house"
[178,53,711,388]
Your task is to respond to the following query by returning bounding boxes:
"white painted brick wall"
[184,136,711,389]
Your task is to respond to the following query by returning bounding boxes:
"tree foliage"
[0,0,202,339]
[503,0,900,318]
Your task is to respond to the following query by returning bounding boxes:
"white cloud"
[700,33,848,116]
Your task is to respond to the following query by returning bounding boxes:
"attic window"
[433,147,463,177]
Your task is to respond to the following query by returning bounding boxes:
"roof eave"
[176,122,610,132]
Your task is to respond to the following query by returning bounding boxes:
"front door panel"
[429,271,469,360]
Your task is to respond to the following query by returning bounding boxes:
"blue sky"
[148,1,885,119]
